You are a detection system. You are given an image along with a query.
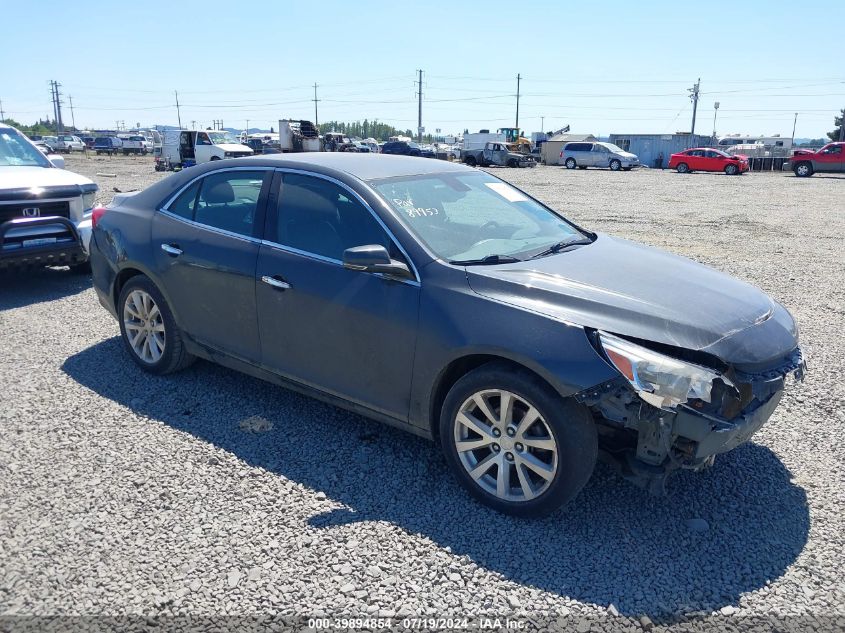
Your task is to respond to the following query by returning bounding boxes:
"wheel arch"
[112,263,182,327]
[428,354,564,441]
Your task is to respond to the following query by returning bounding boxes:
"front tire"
[794,162,813,177]
[118,276,194,375]
[564,158,576,169]
[724,164,738,175]
[676,162,690,173]
[440,362,597,517]
[609,159,621,171]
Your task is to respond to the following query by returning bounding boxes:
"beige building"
[540,133,598,165]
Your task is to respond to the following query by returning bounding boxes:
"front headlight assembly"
[598,331,732,410]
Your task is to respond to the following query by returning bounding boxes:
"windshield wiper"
[529,237,593,259]
[450,254,523,265]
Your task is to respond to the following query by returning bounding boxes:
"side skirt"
[182,338,433,441]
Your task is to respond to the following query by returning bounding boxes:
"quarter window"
[273,173,392,261]
[192,170,266,237]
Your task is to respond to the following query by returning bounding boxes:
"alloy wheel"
[454,389,558,502]
[123,289,166,364]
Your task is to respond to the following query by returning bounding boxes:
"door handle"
[161,243,183,257]
[261,275,291,290]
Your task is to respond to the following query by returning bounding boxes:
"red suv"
[789,142,845,177]
[668,148,749,175]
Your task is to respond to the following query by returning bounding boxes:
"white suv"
[0,123,98,271]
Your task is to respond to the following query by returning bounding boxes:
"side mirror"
[343,244,413,280]
[48,154,65,169]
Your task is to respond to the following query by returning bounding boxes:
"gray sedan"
[89,154,804,517]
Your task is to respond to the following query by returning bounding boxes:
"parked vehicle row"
[86,152,805,517]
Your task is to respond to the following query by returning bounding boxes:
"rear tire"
[440,362,597,517]
[794,162,813,177]
[676,162,690,173]
[118,276,194,375]
[465,156,477,167]
[564,158,576,169]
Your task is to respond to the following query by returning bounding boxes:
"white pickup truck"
[118,135,151,155]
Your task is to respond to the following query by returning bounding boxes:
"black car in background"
[381,141,421,156]
[89,154,804,517]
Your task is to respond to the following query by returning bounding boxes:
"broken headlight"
[598,332,731,410]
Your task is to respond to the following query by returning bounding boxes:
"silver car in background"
[561,141,640,171]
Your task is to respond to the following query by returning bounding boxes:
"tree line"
[317,120,415,141]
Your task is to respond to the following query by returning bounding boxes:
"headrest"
[204,180,235,204]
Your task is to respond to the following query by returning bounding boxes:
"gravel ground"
[1,155,844,631]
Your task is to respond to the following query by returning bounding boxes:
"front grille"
[0,201,71,223]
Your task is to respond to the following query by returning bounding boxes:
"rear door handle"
[161,243,183,257]
[261,275,291,290]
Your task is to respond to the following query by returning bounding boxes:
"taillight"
[91,206,108,228]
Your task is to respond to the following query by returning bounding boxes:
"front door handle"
[161,243,183,257]
[261,275,291,290]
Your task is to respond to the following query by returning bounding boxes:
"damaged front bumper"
[578,347,806,494]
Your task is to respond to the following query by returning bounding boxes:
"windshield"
[371,171,588,262]
[0,128,51,167]
[602,143,626,153]
[208,132,239,145]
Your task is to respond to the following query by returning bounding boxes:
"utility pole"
[312,83,320,128]
[416,69,424,143]
[69,95,76,131]
[0,97,5,122]
[688,78,700,142]
[190,120,196,130]
[51,80,65,134]
[540,115,544,133]
[50,82,59,133]
[791,112,798,145]
[175,90,182,129]
[515,73,521,129]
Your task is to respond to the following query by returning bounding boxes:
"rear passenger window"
[168,181,200,220]
[193,170,266,237]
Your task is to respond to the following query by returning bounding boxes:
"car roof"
[233,152,472,181]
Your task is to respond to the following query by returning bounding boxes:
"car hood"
[617,151,639,160]
[465,233,798,367]
[0,165,94,190]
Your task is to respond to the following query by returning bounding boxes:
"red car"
[788,142,845,177]
[668,148,749,175]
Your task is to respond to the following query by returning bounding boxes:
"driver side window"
[273,174,395,262]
